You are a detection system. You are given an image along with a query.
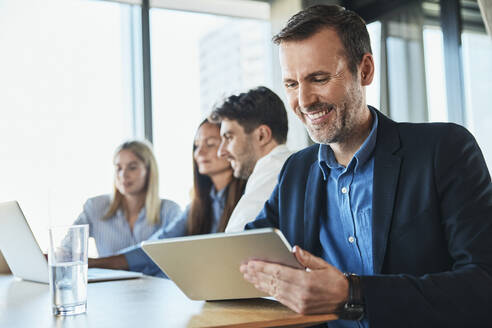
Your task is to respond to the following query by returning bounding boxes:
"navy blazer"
[247,109,492,327]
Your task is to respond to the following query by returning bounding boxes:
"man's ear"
[359,53,375,86]
[254,124,273,146]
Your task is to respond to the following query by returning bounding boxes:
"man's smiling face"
[279,28,366,145]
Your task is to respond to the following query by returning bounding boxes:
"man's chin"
[232,168,242,179]
[234,168,250,180]
[307,129,327,143]
[308,131,336,145]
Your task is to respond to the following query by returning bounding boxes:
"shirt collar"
[209,185,227,203]
[254,144,289,170]
[115,204,147,222]
[318,107,378,180]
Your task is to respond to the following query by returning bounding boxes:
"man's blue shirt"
[318,109,378,328]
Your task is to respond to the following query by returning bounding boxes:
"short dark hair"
[273,5,372,75]
[209,86,288,144]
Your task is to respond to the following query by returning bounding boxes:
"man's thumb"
[293,245,329,270]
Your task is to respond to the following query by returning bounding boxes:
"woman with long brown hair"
[151,118,246,238]
[186,119,246,235]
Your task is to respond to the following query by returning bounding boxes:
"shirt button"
[348,236,356,243]
[341,187,348,194]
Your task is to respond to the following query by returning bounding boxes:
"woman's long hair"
[187,120,246,235]
[103,140,161,225]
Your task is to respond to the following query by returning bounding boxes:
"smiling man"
[240,5,492,328]
[208,86,292,233]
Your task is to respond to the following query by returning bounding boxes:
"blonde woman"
[73,140,181,257]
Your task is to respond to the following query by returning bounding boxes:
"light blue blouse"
[74,195,182,257]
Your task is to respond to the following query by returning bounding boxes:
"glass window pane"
[462,31,492,171]
[367,21,381,110]
[423,26,448,122]
[150,9,271,207]
[0,0,135,250]
[385,14,428,123]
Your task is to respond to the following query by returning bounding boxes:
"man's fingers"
[241,261,305,299]
[243,260,304,285]
[248,270,334,315]
[293,246,329,270]
[252,270,293,295]
[241,253,347,316]
[246,270,308,311]
[241,262,286,287]
[241,261,311,307]
[241,258,345,315]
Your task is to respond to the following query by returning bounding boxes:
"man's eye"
[313,77,328,83]
[284,81,297,89]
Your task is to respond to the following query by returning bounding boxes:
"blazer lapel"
[304,161,324,255]
[372,111,402,274]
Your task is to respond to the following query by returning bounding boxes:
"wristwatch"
[337,273,365,321]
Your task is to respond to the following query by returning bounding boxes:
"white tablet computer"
[141,228,303,300]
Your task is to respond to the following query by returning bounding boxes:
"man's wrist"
[336,273,365,321]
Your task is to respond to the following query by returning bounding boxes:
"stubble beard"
[303,103,350,145]
[232,141,257,180]
[304,86,364,145]
[234,157,256,180]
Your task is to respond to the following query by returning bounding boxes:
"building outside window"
[150,9,271,207]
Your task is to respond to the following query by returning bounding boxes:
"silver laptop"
[142,228,303,300]
[0,201,142,283]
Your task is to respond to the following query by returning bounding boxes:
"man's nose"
[298,83,317,110]
[217,141,227,158]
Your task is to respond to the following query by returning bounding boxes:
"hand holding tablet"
[141,228,302,300]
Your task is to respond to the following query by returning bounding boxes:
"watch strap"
[337,272,365,321]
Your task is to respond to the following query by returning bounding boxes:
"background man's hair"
[272,5,372,75]
[209,86,288,144]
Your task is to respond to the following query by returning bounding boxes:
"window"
[462,31,492,170]
[423,26,448,122]
[366,21,381,110]
[0,0,137,250]
[150,9,271,207]
[382,2,429,123]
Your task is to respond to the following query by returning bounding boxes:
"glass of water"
[48,224,89,316]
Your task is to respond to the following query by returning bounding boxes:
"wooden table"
[0,274,336,327]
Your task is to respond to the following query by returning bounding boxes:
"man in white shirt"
[209,86,292,232]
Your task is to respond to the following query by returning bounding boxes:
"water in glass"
[49,261,88,315]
